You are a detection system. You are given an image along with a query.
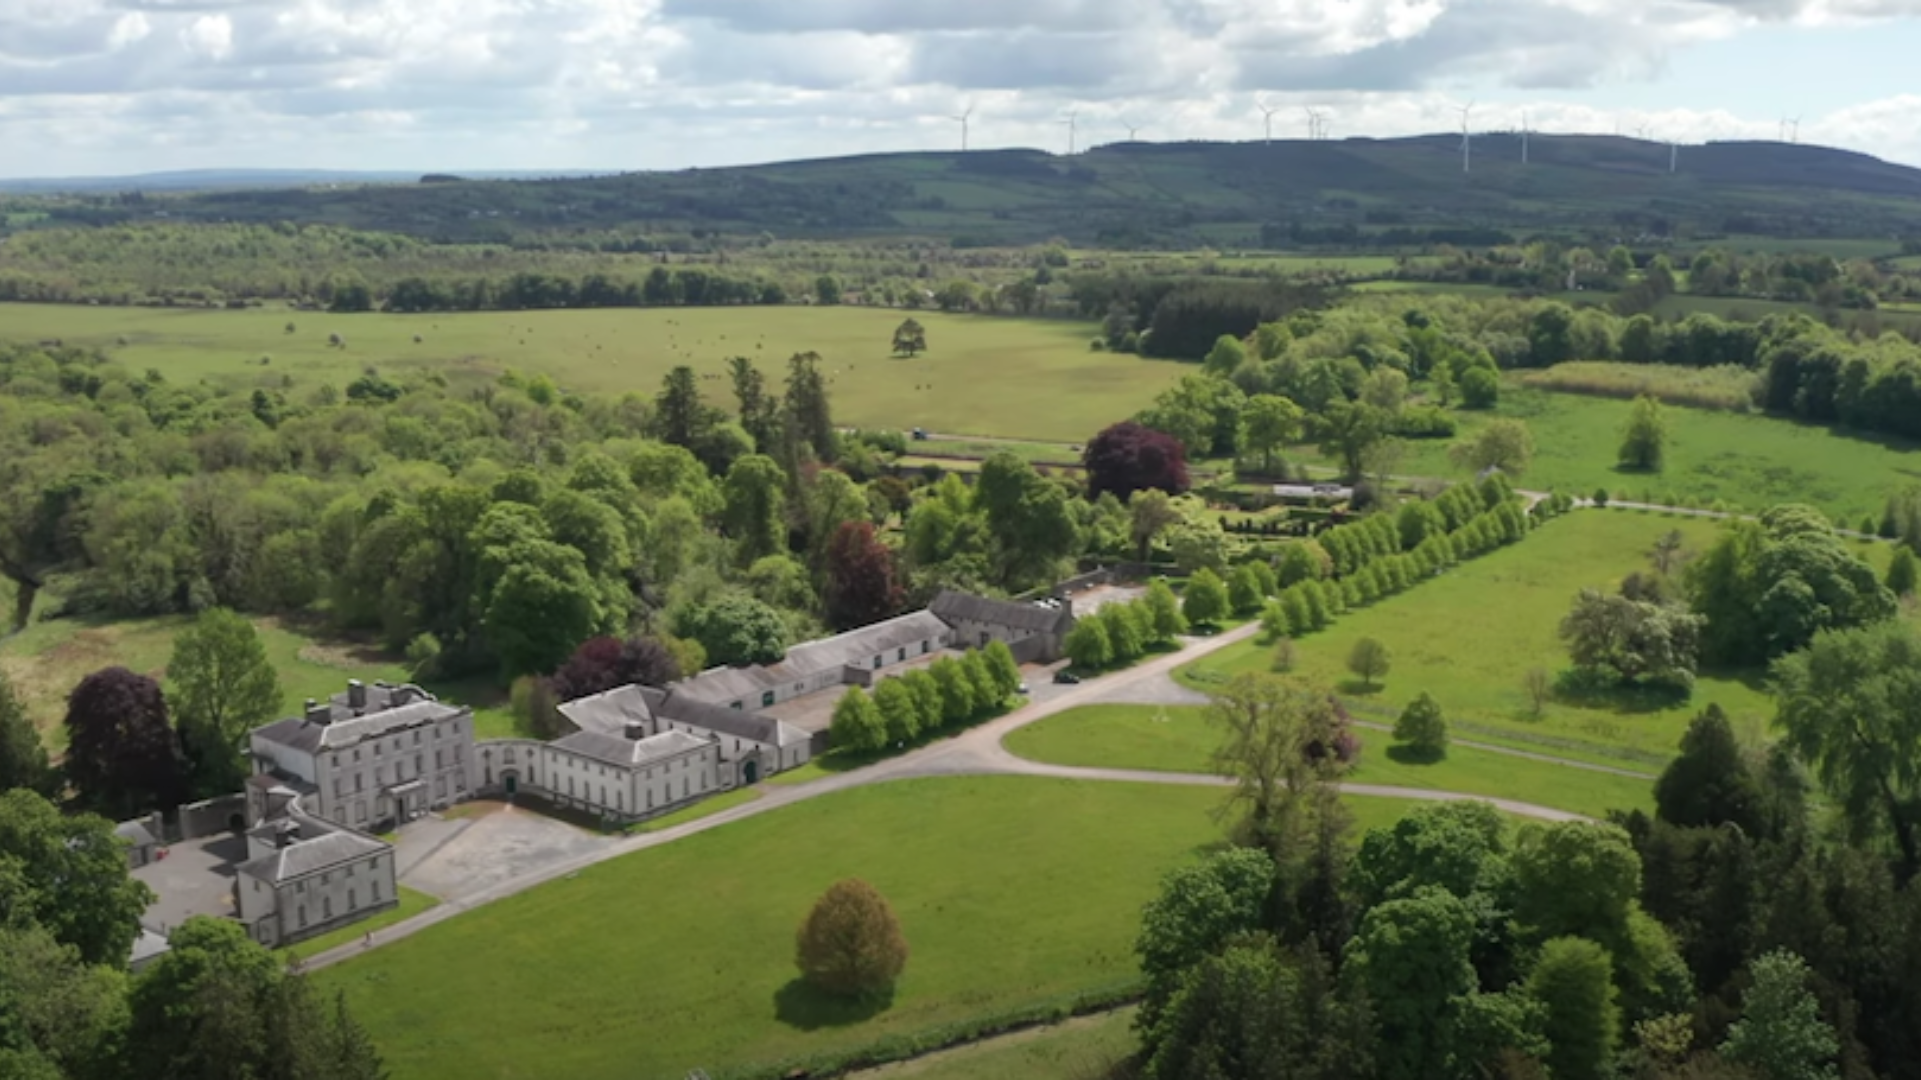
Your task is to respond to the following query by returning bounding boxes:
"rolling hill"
[11,134,1921,247]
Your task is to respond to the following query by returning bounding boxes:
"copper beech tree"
[796,878,910,999]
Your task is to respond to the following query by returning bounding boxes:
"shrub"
[795,879,910,999]
[1392,692,1448,761]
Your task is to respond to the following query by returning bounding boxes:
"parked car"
[911,427,928,440]
[1016,682,1031,695]
[1053,670,1082,685]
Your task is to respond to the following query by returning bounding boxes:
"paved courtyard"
[398,801,615,901]
[1060,582,1146,615]
[132,833,247,934]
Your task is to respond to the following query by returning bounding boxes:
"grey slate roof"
[130,928,171,969]
[640,686,810,748]
[550,728,710,768]
[114,820,159,848]
[928,590,1073,634]
[675,610,952,706]
[253,697,465,755]
[556,685,655,737]
[236,829,389,885]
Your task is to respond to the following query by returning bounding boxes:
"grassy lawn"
[0,613,524,750]
[1182,512,1779,767]
[1004,704,1652,819]
[1336,384,1921,525]
[855,1007,1137,1080]
[0,304,1185,442]
[312,776,1419,1080]
[280,887,439,962]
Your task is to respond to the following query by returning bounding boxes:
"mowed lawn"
[1359,385,1921,525]
[311,776,1419,1080]
[0,304,1184,441]
[1004,705,1653,819]
[1183,512,1780,767]
[0,613,520,751]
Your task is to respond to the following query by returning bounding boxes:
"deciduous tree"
[795,879,909,999]
[891,318,927,357]
[1347,637,1392,690]
[64,666,185,819]
[167,608,283,798]
[0,788,152,967]
[1719,951,1840,1080]
[1393,691,1448,761]
[1182,567,1229,627]
[829,687,887,752]
[1142,578,1188,642]
[721,454,788,565]
[1620,394,1670,472]
[1135,847,1276,1031]
[1243,394,1304,475]
[0,670,51,796]
[1528,936,1620,1080]
[1084,421,1190,501]
[1064,617,1113,670]
[672,594,787,669]
[823,520,903,631]
[1449,419,1535,476]
[1343,886,1479,1080]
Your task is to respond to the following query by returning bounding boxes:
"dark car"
[1053,670,1082,685]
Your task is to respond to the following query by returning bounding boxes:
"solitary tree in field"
[891,318,927,358]
[796,879,909,999]
[1619,394,1669,472]
[1347,637,1392,691]
[1393,692,1448,762]
[1524,667,1553,719]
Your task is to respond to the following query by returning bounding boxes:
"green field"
[856,1008,1137,1080]
[1182,512,1777,766]
[1365,385,1921,524]
[0,614,521,750]
[0,304,1184,441]
[281,887,440,962]
[312,776,1419,1080]
[1003,704,1652,819]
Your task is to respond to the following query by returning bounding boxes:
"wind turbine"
[949,105,974,152]
[1060,110,1079,155]
[1119,116,1147,141]
[1458,102,1474,174]
[1789,116,1802,143]
[1669,136,1679,174]
[1520,110,1530,164]
[1257,97,1280,144]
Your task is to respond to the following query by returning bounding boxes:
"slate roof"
[253,697,465,755]
[550,728,710,768]
[640,686,810,748]
[674,610,952,706]
[114,820,159,848]
[928,590,1073,634]
[130,928,171,969]
[556,685,655,737]
[236,829,389,885]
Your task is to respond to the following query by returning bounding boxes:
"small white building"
[249,681,476,831]
[233,816,397,948]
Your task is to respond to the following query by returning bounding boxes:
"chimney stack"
[304,698,331,725]
[347,679,366,710]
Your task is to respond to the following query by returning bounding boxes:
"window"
[413,731,421,746]
[897,647,906,662]
[682,777,689,798]
[416,753,424,774]
[347,864,355,878]
[921,640,930,654]
[372,881,382,902]
[296,881,306,894]
[333,779,342,797]
[761,690,775,707]
[298,907,307,928]
[873,656,883,669]
[356,773,364,792]
[370,856,379,871]
[353,749,361,763]
[323,896,332,919]
[331,753,340,767]
[599,785,606,806]
[730,701,742,711]
[349,889,358,911]
[647,788,654,809]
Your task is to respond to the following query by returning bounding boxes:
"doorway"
[742,759,761,785]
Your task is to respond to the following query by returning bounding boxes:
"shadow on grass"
[1336,679,1383,697]
[1553,674,1692,716]
[1383,744,1446,766]
[774,978,896,1031]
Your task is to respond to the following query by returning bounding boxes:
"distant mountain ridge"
[0,168,609,194]
[9,135,1921,244]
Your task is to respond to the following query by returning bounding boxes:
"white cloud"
[0,0,1918,174]
[180,13,233,59]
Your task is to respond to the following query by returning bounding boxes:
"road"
[301,621,1592,972]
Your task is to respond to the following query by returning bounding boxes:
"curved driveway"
[302,621,1587,972]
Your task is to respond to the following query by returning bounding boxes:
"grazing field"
[312,776,1420,1080]
[1519,362,1761,413]
[1367,385,1921,524]
[854,1008,1137,1080]
[1182,512,1778,767]
[0,613,520,750]
[0,303,1183,441]
[1004,705,1653,818]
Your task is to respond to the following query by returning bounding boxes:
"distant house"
[673,610,955,712]
[249,680,477,831]
[927,590,1075,663]
[471,684,812,824]
[233,815,397,949]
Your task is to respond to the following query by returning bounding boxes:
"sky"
[2,0,1921,178]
